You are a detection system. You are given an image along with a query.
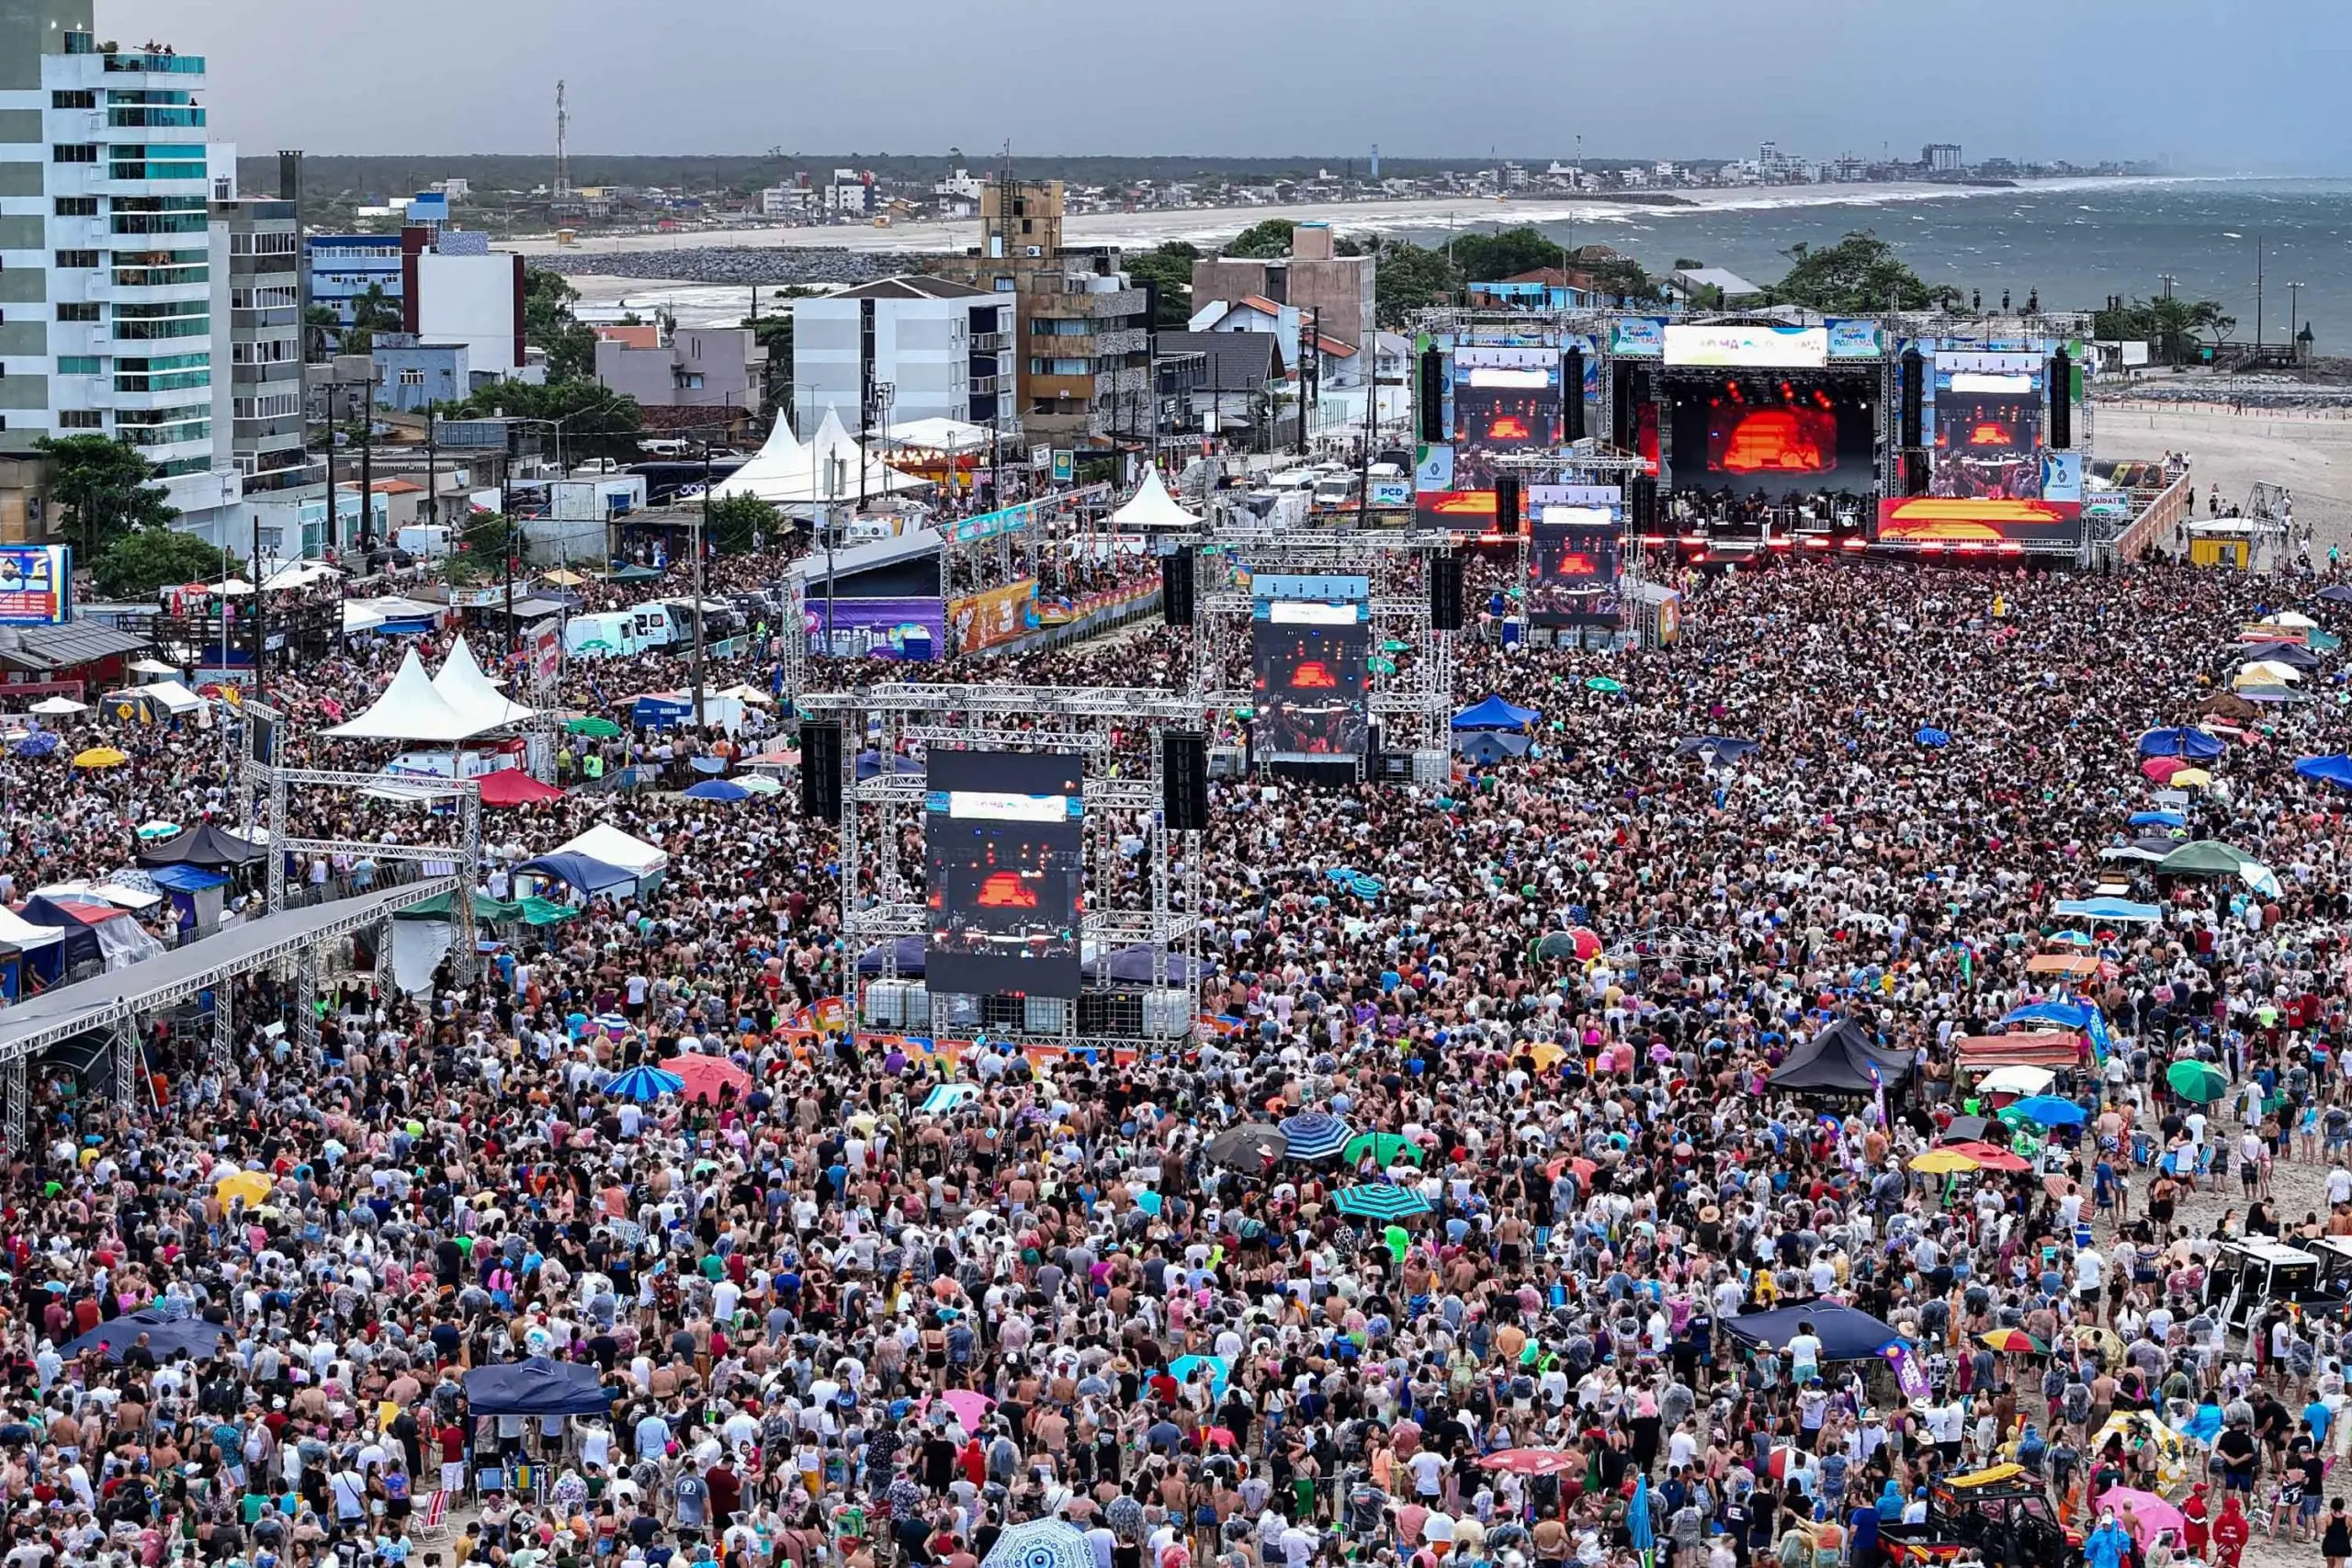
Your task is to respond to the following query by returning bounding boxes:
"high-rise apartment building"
[0,4,242,538]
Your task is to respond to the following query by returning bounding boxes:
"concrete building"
[1190,222,1375,353]
[206,197,306,523]
[305,232,404,328]
[918,180,1148,446]
[1924,143,1963,174]
[0,6,243,539]
[790,276,1012,441]
[594,324,766,419]
[405,230,526,378]
[370,335,470,412]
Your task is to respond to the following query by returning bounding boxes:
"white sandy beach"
[2100,400,2352,550]
[518,174,2207,260]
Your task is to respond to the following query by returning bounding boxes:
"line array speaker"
[1430,553,1464,631]
[1493,473,1521,536]
[798,719,842,821]
[1417,350,1444,442]
[1162,730,1208,831]
[1160,547,1194,626]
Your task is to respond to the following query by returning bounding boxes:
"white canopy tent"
[708,413,806,502]
[260,559,345,592]
[136,680,207,715]
[0,906,62,953]
[712,407,930,506]
[883,416,993,456]
[552,822,669,877]
[322,649,502,743]
[431,638,534,728]
[1110,468,1203,530]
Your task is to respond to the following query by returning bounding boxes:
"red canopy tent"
[478,770,564,807]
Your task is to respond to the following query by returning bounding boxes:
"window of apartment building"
[228,231,298,256]
[56,302,100,322]
[56,356,101,375]
[674,371,705,390]
[50,90,96,109]
[398,368,424,387]
[230,337,294,366]
[53,250,98,270]
[230,284,299,310]
[232,392,300,421]
[113,249,206,288]
[52,197,98,217]
[51,144,97,164]
[111,299,208,339]
[117,353,209,392]
[57,410,105,430]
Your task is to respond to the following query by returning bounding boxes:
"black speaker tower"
[1899,347,1924,449]
[1493,474,1521,536]
[2049,349,2072,449]
[798,720,843,822]
[1162,730,1208,832]
[1563,348,1586,441]
[1160,547,1194,626]
[1417,350,1444,442]
[1430,553,1465,631]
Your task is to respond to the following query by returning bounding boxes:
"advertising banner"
[1661,324,1828,369]
[0,547,72,626]
[1609,318,1667,357]
[1369,479,1413,509]
[1529,484,1623,513]
[1050,451,1075,483]
[1826,320,1883,360]
[526,616,562,684]
[806,596,946,660]
[948,579,1039,653]
[924,750,1084,998]
[1250,574,1368,604]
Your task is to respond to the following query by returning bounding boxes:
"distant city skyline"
[107,0,2341,172]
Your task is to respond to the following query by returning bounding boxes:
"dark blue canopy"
[16,898,103,971]
[1453,695,1539,732]
[855,750,923,779]
[2295,755,2352,789]
[461,1357,616,1417]
[2137,727,2223,760]
[61,1310,232,1363]
[1673,735,1760,762]
[1454,731,1532,766]
[1102,944,1211,985]
[514,853,638,895]
[858,934,926,976]
[1722,1302,1903,1362]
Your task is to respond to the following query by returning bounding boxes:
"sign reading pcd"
[0,547,71,625]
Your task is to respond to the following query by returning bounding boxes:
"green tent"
[2157,840,2251,877]
[397,891,580,926]
[565,716,623,739]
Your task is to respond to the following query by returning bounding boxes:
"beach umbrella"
[134,818,181,839]
[2169,768,2213,789]
[1762,1445,1802,1481]
[28,695,86,716]
[1674,735,1759,764]
[214,1168,274,1207]
[2127,809,2187,827]
[2265,610,2320,629]
[564,716,622,738]
[2165,1059,2230,1103]
[2137,727,2222,759]
[737,774,783,795]
[2318,584,2352,605]
[2046,930,2095,946]
[2237,660,2303,686]
[1205,1123,1287,1169]
[1979,1327,2046,1354]
[1943,1140,2032,1173]
[1913,727,1950,748]
[682,779,751,803]
[1167,1354,1230,1398]
[2240,859,2283,898]
[1975,1066,2055,1097]
[1909,1148,1979,1174]
[2140,756,2190,783]
[661,1053,752,1103]
[71,747,130,770]
[2007,1095,2087,1127]
[1584,676,1624,694]
[2096,1487,2186,1539]
[11,732,58,758]
[2159,840,2245,876]
[1476,1449,1583,1476]
[981,1519,1093,1568]
[1627,1473,1655,1556]
[1278,1111,1351,1161]
[1343,1131,1427,1168]
[1332,1183,1432,1220]
[927,1388,995,1430]
[604,1065,684,1103]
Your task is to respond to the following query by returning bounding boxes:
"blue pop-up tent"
[461,1357,616,1417]
[1673,735,1760,762]
[514,852,637,895]
[2138,727,2224,760]
[60,1310,232,1363]
[1455,731,1533,766]
[1722,1301,1904,1362]
[2295,755,2352,790]
[1453,695,1539,732]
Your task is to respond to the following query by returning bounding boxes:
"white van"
[628,602,679,649]
[395,525,453,558]
[564,611,641,659]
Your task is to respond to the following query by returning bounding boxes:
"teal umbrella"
[1332,1183,1432,1220]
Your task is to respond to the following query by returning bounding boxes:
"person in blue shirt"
[2084,1509,2132,1568]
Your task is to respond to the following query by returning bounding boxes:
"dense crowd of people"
[0,536,2349,1568]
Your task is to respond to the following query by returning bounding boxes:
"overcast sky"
[113,0,2338,172]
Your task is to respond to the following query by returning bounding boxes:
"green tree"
[36,434,176,558]
[1581,257,1664,307]
[2188,299,2237,360]
[1449,226,1571,283]
[1221,218,1295,258]
[91,527,234,600]
[744,316,795,421]
[523,267,599,381]
[1373,242,1459,328]
[705,491,778,554]
[1765,231,1961,313]
[444,379,643,460]
[1125,241,1200,327]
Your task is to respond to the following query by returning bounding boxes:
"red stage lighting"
[1487,415,1531,440]
[976,872,1041,909]
[1292,660,1339,689]
[1968,422,2014,446]
[1715,408,1835,474]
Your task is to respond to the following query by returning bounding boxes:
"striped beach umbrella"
[1279,1110,1351,1161]
[605,1066,684,1103]
[1332,1183,1432,1220]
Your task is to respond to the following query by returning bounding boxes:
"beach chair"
[413,1488,450,1544]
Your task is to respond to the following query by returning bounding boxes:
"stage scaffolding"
[796,682,1207,1054]
[1189,520,1459,779]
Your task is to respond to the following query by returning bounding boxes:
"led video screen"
[1251,604,1370,761]
[1451,349,1562,492]
[1669,387,1877,501]
[923,750,1084,998]
[1528,523,1622,628]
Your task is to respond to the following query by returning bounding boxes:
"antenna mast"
[555,80,571,199]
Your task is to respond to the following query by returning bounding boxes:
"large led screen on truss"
[1250,600,1370,762]
[923,750,1085,998]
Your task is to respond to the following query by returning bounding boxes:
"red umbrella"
[1476,1449,1582,1475]
[478,770,564,807]
[661,1054,752,1103]
[1943,1140,2031,1173]
[1568,926,1601,961]
[2141,756,2190,782]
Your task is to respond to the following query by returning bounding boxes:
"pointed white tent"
[714,407,930,505]
[431,637,534,728]
[709,413,805,502]
[1110,468,1202,530]
[323,648,500,743]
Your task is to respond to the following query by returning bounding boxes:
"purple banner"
[805,596,944,661]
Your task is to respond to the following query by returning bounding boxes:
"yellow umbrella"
[1523,1041,1567,1072]
[71,746,130,770]
[2170,768,2213,788]
[215,1168,273,1206]
[1909,1147,1981,1174]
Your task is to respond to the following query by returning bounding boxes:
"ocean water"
[1398,176,2352,350]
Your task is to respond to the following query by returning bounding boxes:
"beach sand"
[2100,400,2352,554]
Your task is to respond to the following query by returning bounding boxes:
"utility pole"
[322,378,337,558]
[251,511,266,701]
[2255,232,2265,355]
[424,416,438,530]
[358,373,375,554]
[2289,281,2303,357]
[693,438,709,730]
